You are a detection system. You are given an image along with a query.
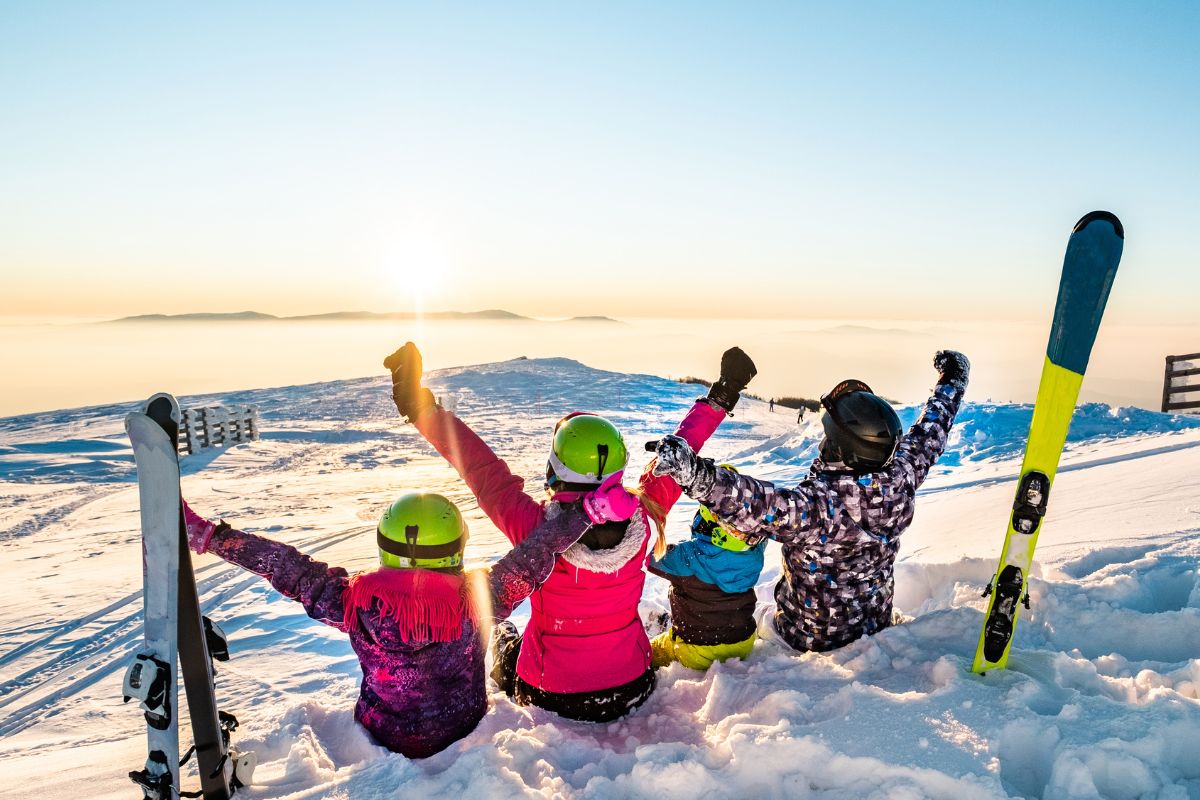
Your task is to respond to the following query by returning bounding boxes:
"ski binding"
[123,652,172,728]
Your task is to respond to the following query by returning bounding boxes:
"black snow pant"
[490,621,656,723]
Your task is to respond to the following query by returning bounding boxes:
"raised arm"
[413,407,544,544]
[638,399,726,520]
[386,342,543,544]
[648,426,833,547]
[183,502,348,629]
[691,465,831,547]
[639,347,757,523]
[888,351,969,491]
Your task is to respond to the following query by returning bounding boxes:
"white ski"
[124,396,184,799]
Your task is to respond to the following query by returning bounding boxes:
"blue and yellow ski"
[972,211,1124,673]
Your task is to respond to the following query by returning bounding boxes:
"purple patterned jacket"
[203,508,592,758]
[690,381,964,652]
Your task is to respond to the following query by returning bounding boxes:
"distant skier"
[769,399,775,413]
[650,351,969,653]
[797,407,805,423]
[385,342,756,721]
[179,480,636,758]
[647,464,767,670]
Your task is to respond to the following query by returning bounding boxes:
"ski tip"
[143,393,181,424]
[1073,210,1123,240]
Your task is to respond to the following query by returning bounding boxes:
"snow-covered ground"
[2,357,1199,800]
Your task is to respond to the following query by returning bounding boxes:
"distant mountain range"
[106,310,621,324]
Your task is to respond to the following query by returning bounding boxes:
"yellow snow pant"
[650,629,757,670]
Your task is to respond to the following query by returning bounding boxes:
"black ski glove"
[383,342,437,422]
[934,350,970,391]
[707,347,758,413]
[651,435,717,496]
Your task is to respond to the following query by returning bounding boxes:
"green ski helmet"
[690,464,750,552]
[545,412,629,494]
[377,493,468,569]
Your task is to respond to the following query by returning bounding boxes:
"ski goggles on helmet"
[820,379,874,414]
[691,507,750,552]
[376,526,465,566]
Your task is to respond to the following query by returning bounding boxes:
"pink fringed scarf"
[342,569,472,644]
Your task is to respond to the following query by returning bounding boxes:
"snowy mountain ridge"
[1,357,1198,799]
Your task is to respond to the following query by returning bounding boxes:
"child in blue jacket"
[647,466,766,670]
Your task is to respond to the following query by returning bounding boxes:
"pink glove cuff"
[182,501,217,554]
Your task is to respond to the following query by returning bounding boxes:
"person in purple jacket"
[181,475,637,759]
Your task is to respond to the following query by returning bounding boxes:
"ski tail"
[971,212,1123,674]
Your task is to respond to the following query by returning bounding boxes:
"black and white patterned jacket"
[691,381,964,653]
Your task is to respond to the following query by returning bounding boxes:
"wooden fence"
[1162,353,1200,413]
[181,405,260,455]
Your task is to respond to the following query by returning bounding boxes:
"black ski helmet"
[819,379,902,471]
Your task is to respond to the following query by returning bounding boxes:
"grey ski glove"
[934,350,970,390]
[651,435,716,496]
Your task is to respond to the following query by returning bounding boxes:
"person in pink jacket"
[384,343,757,722]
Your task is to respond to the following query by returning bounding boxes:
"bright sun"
[382,234,450,308]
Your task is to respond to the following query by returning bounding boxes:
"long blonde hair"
[631,488,668,560]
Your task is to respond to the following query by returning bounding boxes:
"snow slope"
[1,358,1199,800]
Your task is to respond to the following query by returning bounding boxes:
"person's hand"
[651,435,700,486]
[934,350,970,390]
[582,471,639,524]
[707,347,758,412]
[182,500,217,554]
[383,342,437,421]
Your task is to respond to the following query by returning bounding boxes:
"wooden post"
[186,409,198,456]
[1163,352,1200,414]
[201,407,212,450]
[215,406,229,446]
[1163,356,1175,413]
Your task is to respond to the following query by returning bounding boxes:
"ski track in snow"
[1,358,1198,800]
[0,525,367,739]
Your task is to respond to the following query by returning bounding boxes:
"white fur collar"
[546,504,648,574]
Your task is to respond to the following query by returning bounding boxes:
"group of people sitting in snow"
[180,342,971,757]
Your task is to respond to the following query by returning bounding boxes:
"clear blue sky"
[1,2,1197,321]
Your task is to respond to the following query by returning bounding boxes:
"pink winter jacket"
[414,400,725,694]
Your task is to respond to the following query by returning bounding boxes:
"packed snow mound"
[1,357,1199,799]
[938,402,1200,465]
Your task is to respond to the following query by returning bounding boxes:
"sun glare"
[381,233,452,310]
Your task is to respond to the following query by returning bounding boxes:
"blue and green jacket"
[648,528,766,646]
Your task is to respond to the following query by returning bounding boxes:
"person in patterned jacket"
[179,477,637,758]
[649,351,969,653]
